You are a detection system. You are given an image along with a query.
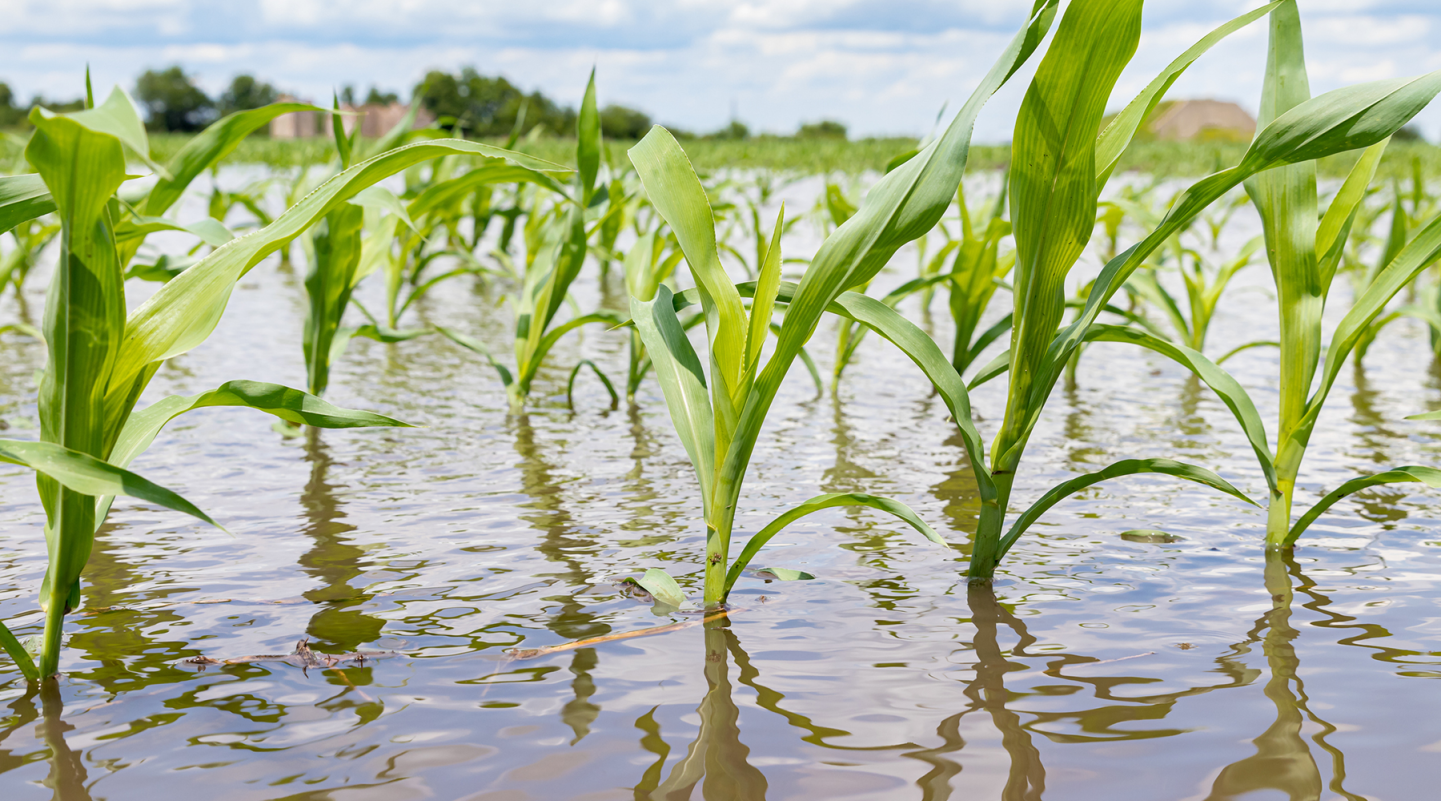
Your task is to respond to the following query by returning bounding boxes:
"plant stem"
[39,595,67,678]
[967,472,1014,583]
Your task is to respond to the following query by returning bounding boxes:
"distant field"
[7,131,1437,179]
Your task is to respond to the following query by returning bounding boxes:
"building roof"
[1146,100,1256,142]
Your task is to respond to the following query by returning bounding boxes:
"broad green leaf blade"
[0,618,39,680]
[724,492,944,594]
[110,139,571,410]
[1085,325,1277,493]
[719,0,1057,544]
[631,568,686,607]
[630,286,717,514]
[629,127,748,403]
[754,567,815,581]
[746,204,785,377]
[1311,211,1441,425]
[577,69,601,204]
[67,87,150,170]
[110,380,409,472]
[0,174,56,234]
[26,104,131,623]
[996,0,1143,472]
[350,185,419,233]
[1317,139,1388,292]
[0,439,221,530]
[998,458,1256,559]
[436,326,516,387]
[1095,1,1283,188]
[1407,410,1441,421]
[97,380,408,524]
[143,102,325,217]
[1288,466,1441,545]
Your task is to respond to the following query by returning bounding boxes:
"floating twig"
[180,638,398,675]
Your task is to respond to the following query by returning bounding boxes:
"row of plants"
[1,0,1440,682]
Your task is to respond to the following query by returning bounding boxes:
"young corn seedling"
[440,71,624,410]
[0,89,478,680]
[624,0,1062,608]
[1084,4,1441,549]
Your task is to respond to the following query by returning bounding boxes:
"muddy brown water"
[1,171,1440,799]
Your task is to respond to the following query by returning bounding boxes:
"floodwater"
[1,169,1440,800]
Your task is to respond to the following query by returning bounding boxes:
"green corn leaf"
[0,617,39,680]
[1309,210,1441,426]
[716,0,1057,544]
[143,102,324,217]
[350,185,419,233]
[1317,139,1388,292]
[1096,1,1283,188]
[1085,325,1277,493]
[746,205,785,377]
[0,439,221,531]
[408,163,570,219]
[998,458,1257,559]
[97,380,407,524]
[1288,466,1441,545]
[754,567,815,581]
[0,174,57,234]
[27,104,131,623]
[437,326,516,388]
[109,380,408,472]
[724,492,944,594]
[67,86,153,173]
[577,69,601,204]
[304,203,365,397]
[631,286,716,514]
[1407,410,1441,421]
[115,215,234,248]
[108,139,569,412]
[629,127,748,407]
[995,0,1143,472]
[566,359,619,409]
[628,568,686,608]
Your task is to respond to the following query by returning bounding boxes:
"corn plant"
[0,90,487,680]
[1050,3,1441,552]
[440,72,625,410]
[623,0,1061,608]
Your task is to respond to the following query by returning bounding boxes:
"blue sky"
[5,0,1438,141]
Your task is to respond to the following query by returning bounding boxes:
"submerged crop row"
[1,0,1440,681]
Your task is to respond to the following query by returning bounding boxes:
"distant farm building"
[269,95,435,139]
[1146,100,1256,142]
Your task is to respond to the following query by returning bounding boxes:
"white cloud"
[0,0,1437,140]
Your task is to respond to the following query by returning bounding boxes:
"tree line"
[0,66,851,141]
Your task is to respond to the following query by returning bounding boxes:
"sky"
[2,0,1438,142]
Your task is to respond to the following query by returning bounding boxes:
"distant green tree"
[414,68,574,137]
[1394,124,1426,143]
[0,83,24,128]
[797,119,847,139]
[339,85,357,107]
[218,75,278,117]
[708,120,750,140]
[599,104,651,139]
[364,87,400,106]
[135,66,214,132]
